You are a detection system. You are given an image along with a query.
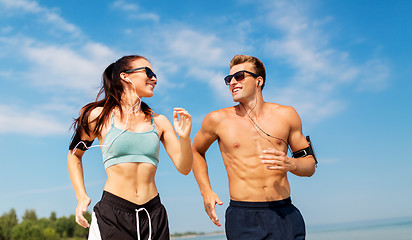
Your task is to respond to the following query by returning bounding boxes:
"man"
[192,55,317,240]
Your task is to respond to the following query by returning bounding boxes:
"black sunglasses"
[124,67,157,79]
[224,70,259,85]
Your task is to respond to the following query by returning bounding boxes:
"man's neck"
[239,94,264,118]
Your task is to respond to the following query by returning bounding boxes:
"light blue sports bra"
[101,113,160,169]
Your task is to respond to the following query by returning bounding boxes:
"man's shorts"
[225,197,305,240]
[88,191,170,240]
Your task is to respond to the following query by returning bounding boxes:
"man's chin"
[232,97,241,102]
[232,94,242,102]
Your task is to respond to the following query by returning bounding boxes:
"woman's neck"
[120,89,141,112]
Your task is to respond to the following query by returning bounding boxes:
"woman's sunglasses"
[124,67,157,79]
[224,70,259,85]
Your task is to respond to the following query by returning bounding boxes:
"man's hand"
[203,192,223,227]
[75,196,91,228]
[260,148,297,172]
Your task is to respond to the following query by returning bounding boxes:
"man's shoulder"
[202,106,236,125]
[206,106,236,117]
[265,102,295,112]
[265,102,300,120]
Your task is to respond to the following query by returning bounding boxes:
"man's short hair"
[230,55,266,90]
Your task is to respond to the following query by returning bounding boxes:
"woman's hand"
[75,196,91,228]
[173,107,192,139]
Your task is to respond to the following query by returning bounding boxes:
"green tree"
[11,220,42,240]
[0,208,18,240]
[37,218,55,233]
[55,216,74,238]
[22,209,37,222]
[42,227,59,240]
[49,212,57,222]
[1,208,92,240]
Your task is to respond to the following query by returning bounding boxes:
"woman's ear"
[120,72,130,83]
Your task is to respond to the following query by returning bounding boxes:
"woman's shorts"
[88,191,170,240]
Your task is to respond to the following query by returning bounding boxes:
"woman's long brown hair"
[71,55,153,138]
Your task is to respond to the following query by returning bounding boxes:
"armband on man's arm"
[292,136,317,165]
[69,131,94,151]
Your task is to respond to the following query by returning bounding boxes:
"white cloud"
[356,59,390,92]
[1,26,13,34]
[150,26,248,89]
[0,36,118,95]
[42,12,80,36]
[0,0,42,13]
[0,0,82,37]
[260,0,390,122]
[268,86,346,123]
[112,0,139,11]
[0,104,67,136]
[0,69,12,77]
[111,0,160,22]
[166,30,226,66]
[21,40,117,94]
[132,13,160,22]
[264,1,355,84]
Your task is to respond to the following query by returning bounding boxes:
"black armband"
[69,131,94,151]
[292,136,317,165]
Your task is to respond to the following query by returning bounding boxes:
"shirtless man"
[192,55,316,240]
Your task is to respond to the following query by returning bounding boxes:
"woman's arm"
[158,108,193,175]
[67,107,101,228]
[67,149,91,228]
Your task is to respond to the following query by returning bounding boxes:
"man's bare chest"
[217,117,289,152]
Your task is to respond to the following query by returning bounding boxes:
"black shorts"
[225,197,305,240]
[88,191,170,240]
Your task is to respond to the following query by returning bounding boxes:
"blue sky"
[0,0,411,234]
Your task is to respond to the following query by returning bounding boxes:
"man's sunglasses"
[124,67,157,79]
[224,70,259,85]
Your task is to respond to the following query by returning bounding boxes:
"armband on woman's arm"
[69,131,94,151]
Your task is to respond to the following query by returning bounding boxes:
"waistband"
[101,191,162,213]
[230,197,292,208]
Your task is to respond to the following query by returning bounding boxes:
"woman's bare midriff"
[104,162,159,205]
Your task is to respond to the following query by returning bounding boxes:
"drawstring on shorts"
[136,208,152,240]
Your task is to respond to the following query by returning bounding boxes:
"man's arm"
[192,111,223,227]
[260,106,316,177]
[287,106,316,177]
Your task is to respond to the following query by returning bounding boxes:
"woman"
[67,55,192,240]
